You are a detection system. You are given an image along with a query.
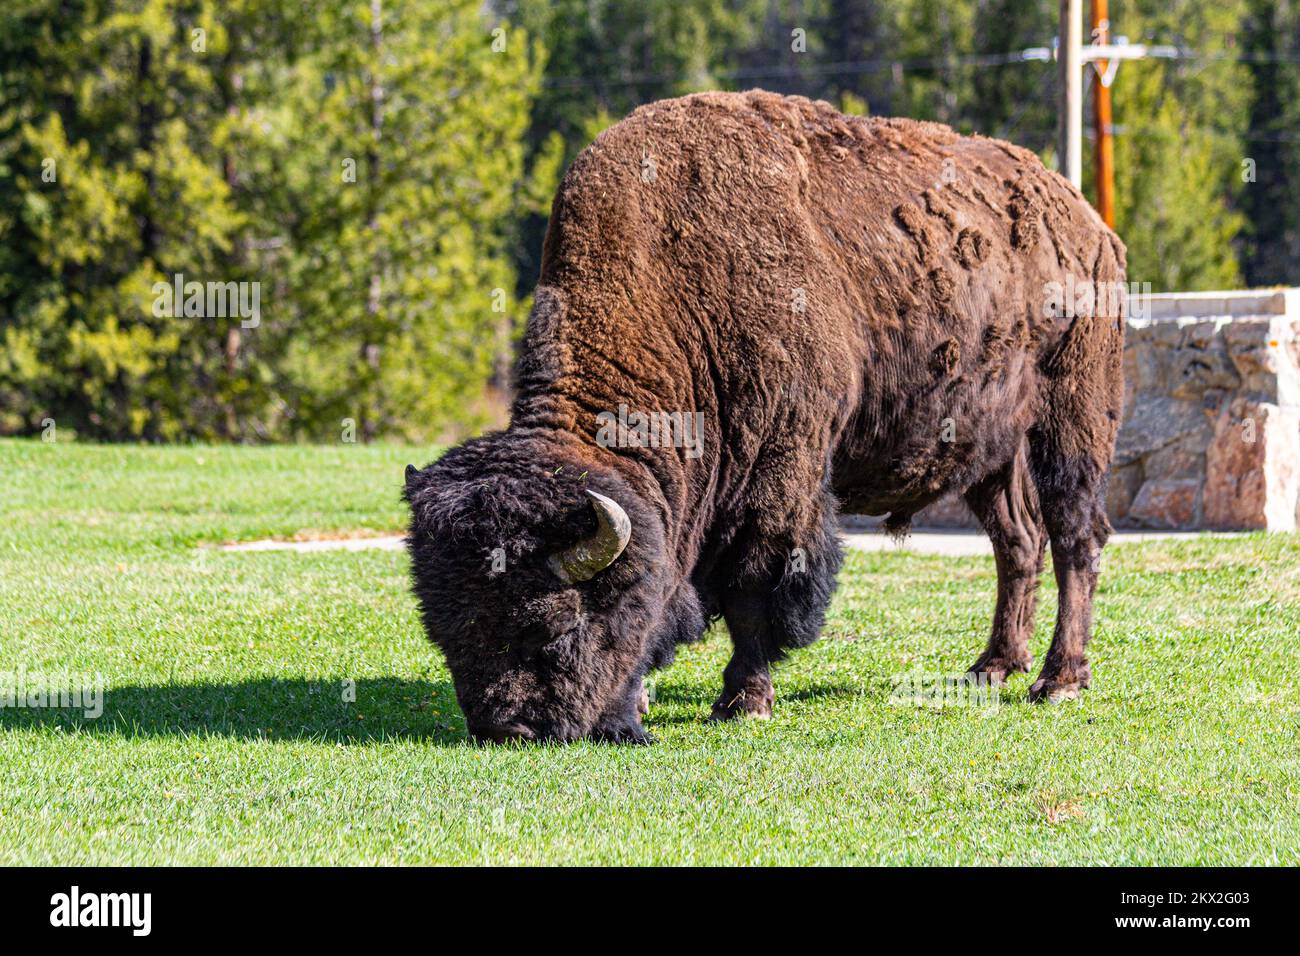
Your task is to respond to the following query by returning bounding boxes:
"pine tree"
[266,0,555,442]
[1240,0,1300,285]
[0,0,554,441]
[969,0,1058,152]
[0,1,254,439]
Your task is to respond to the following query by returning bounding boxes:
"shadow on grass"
[651,681,862,706]
[0,677,469,745]
[646,681,864,725]
[781,684,866,704]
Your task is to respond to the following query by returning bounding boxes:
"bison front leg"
[963,445,1046,685]
[591,670,655,744]
[711,521,843,722]
[711,588,778,720]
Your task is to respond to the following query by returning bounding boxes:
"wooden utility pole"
[1091,0,1116,227]
[1058,0,1083,187]
[1043,14,1172,218]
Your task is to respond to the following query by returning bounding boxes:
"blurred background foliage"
[1,0,1297,442]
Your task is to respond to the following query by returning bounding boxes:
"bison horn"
[549,491,632,584]
[405,464,418,487]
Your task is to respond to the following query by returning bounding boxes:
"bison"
[405,90,1125,744]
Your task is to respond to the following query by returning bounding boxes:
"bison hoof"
[709,683,774,721]
[593,721,655,745]
[1028,677,1087,703]
[1029,660,1091,703]
[966,653,1033,687]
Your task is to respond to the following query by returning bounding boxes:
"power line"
[543,52,1048,89]
[540,47,1300,89]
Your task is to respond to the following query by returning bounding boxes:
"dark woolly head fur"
[404,429,701,743]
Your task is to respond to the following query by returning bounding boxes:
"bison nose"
[471,721,536,744]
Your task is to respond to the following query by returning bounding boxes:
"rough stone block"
[1204,398,1300,531]
[1128,479,1200,529]
[1113,397,1211,467]
[1106,462,1144,525]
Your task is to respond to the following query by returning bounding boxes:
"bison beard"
[405,91,1125,744]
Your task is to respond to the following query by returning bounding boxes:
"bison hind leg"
[963,441,1046,685]
[1025,426,1116,702]
[1025,247,1124,701]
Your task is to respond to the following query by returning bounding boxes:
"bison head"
[403,433,684,744]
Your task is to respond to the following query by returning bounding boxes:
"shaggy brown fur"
[406,90,1125,743]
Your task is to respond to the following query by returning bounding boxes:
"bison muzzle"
[405,91,1125,744]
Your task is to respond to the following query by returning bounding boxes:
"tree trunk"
[361,0,385,443]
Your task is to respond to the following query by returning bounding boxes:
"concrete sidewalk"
[841,529,1242,557]
[222,535,406,552]
[222,528,1242,556]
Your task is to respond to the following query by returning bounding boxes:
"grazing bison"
[405,90,1125,744]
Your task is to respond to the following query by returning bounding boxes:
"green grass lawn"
[1,437,1297,865]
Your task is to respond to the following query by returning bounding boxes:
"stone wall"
[902,289,1300,531]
